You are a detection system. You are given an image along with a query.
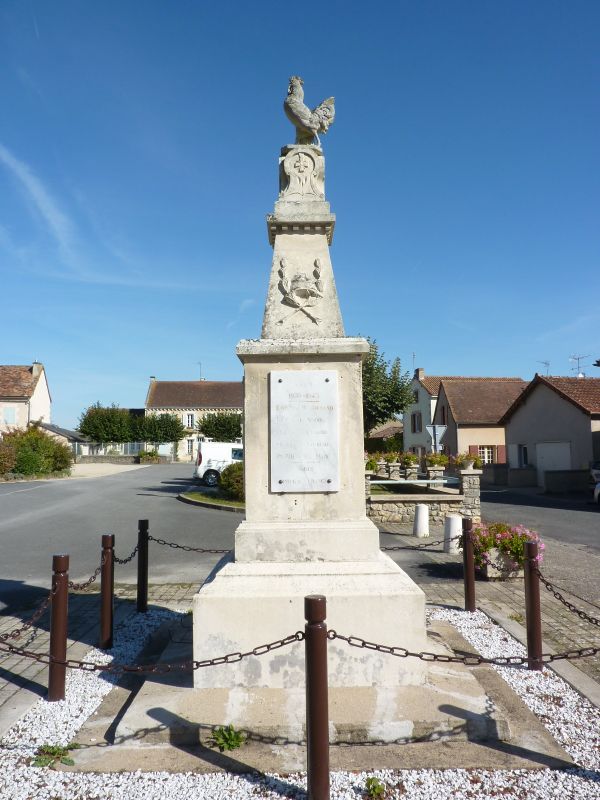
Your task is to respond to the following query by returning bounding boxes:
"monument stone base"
[192,552,426,694]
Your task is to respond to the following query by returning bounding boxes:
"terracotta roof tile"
[440,378,527,424]
[0,365,39,398]
[501,375,600,421]
[416,376,454,395]
[541,376,600,414]
[146,381,243,410]
[369,421,403,439]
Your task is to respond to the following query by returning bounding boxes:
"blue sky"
[1,1,598,428]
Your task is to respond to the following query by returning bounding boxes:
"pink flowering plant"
[470,522,545,570]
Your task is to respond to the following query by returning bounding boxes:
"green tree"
[361,339,412,436]
[78,403,132,445]
[0,426,72,476]
[155,413,186,445]
[197,412,242,442]
[140,414,186,446]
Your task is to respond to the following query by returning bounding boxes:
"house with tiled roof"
[500,375,600,488]
[402,369,459,456]
[0,362,51,435]
[145,378,243,461]
[432,377,527,463]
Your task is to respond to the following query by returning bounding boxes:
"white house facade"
[0,362,51,435]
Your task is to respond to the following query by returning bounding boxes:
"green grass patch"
[182,489,245,509]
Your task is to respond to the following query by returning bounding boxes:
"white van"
[193,440,243,486]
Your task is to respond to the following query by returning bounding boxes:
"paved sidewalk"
[380,525,600,687]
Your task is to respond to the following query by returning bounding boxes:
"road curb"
[177,489,245,514]
[479,601,600,710]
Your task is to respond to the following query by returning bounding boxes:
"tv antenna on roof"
[569,354,590,377]
[537,360,550,376]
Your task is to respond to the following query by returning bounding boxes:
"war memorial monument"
[190,77,428,738]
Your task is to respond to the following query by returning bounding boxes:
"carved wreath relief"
[277,258,324,325]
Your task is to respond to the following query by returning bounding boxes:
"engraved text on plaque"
[270,370,339,492]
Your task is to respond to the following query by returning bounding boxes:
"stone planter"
[478,548,524,581]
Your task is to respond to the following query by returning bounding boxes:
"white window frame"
[187,439,194,455]
[478,445,495,464]
[187,413,195,428]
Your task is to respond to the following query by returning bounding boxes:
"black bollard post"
[462,517,476,612]
[137,519,149,613]
[99,534,114,649]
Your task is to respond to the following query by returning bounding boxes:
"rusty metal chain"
[0,631,304,673]
[114,544,139,565]
[0,594,52,642]
[536,570,600,627]
[381,535,461,552]
[148,534,231,555]
[68,555,105,591]
[328,630,599,667]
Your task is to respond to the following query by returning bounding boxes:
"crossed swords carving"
[276,257,323,326]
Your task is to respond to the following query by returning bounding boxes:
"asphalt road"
[481,486,600,551]
[0,465,238,611]
[2,468,599,612]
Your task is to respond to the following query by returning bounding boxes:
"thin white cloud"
[0,142,76,263]
[0,142,236,293]
[239,298,255,312]
[535,314,598,343]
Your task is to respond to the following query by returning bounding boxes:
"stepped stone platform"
[67,613,572,774]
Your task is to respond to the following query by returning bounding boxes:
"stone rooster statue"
[283,76,335,147]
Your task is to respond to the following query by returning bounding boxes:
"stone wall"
[367,493,464,524]
[76,455,171,464]
[366,468,481,524]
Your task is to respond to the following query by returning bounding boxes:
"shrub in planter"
[453,452,483,469]
[425,453,449,467]
[219,461,244,501]
[139,449,160,463]
[470,523,544,571]
[365,457,378,471]
[399,451,419,467]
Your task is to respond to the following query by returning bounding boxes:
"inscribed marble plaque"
[270,370,339,493]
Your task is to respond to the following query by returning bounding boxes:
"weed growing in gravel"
[32,743,80,768]
[364,776,386,797]
[209,724,246,752]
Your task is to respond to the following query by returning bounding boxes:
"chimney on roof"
[150,376,156,381]
[414,368,424,380]
[32,361,43,378]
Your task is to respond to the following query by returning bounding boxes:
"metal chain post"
[137,519,149,613]
[48,554,69,701]
[304,595,330,800]
[462,518,476,612]
[524,540,543,670]
[100,534,114,649]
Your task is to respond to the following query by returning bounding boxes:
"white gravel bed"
[0,607,598,799]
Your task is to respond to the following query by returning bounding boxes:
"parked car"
[594,482,600,505]
[193,440,243,487]
[590,461,600,484]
